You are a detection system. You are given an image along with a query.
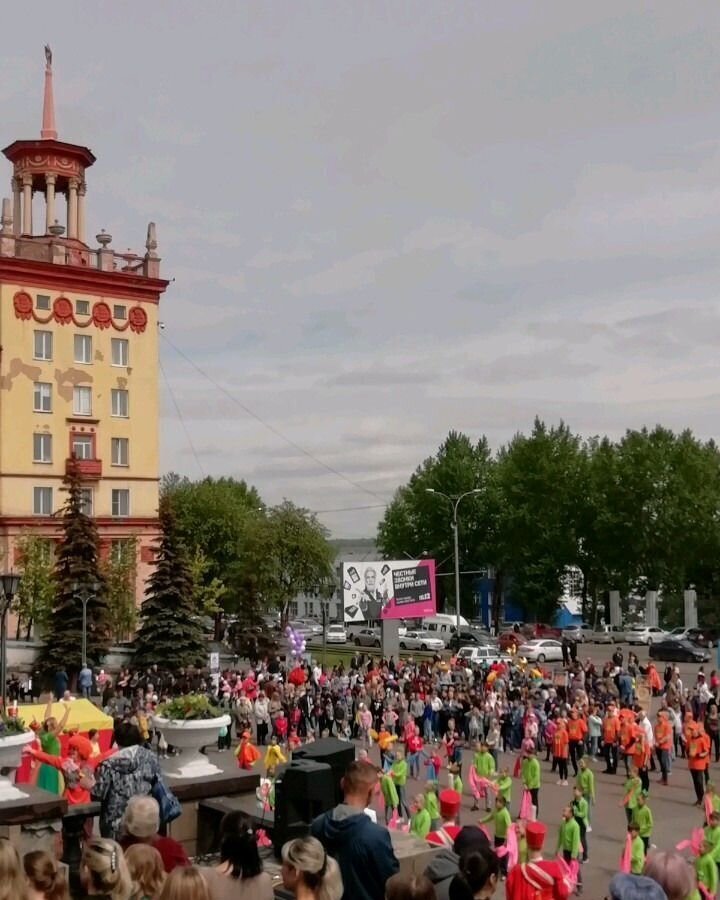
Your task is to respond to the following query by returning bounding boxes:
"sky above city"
[3,4,720,537]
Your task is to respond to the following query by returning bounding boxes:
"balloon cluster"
[285,625,306,658]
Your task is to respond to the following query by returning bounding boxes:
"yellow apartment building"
[0,49,168,603]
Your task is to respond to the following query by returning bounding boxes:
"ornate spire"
[41,44,57,140]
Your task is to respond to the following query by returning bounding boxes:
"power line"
[160,333,389,503]
[312,503,388,514]
[159,356,205,478]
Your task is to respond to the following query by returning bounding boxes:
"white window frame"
[74,333,93,364]
[113,305,127,320]
[33,331,53,361]
[111,488,130,518]
[73,386,93,417]
[111,437,129,467]
[76,299,90,316]
[111,389,129,418]
[79,488,93,516]
[111,338,129,367]
[33,486,53,516]
[72,435,93,460]
[33,382,52,413]
[36,294,51,311]
[33,433,52,463]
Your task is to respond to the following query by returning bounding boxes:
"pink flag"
[519,788,533,821]
[256,828,272,848]
[556,854,579,889]
[388,810,400,830]
[704,794,714,825]
[620,834,632,873]
[676,827,704,857]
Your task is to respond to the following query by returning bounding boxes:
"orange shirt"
[654,719,672,751]
[553,729,569,759]
[603,716,620,743]
[689,732,710,771]
[567,718,587,742]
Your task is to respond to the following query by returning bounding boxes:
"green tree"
[239,501,334,623]
[13,533,55,640]
[188,547,225,618]
[39,463,109,674]
[377,431,496,614]
[102,538,138,644]
[133,496,206,669]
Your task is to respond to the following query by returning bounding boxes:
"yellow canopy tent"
[17,699,113,734]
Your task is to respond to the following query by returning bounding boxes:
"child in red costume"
[235,730,261,770]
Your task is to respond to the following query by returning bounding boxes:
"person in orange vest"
[602,704,621,774]
[619,708,636,778]
[505,821,572,900]
[628,721,650,793]
[567,709,588,778]
[553,719,570,786]
[688,721,711,805]
[654,709,673,786]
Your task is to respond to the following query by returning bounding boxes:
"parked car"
[517,639,564,663]
[326,624,347,644]
[625,625,668,645]
[648,639,711,664]
[684,627,720,648]
[353,628,381,648]
[399,631,445,652]
[531,623,562,639]
[448,630,498,652]
[457,646,514,667]
[667,627,689,640]
[560,624,594,642]
[292,618,324,635]
[591,625,628,644]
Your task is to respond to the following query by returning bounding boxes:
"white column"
[684,589,698,629]
[77,182,87,243]
[608,590,621,625]
[67,178,78,239]
[45,173,56,234]
[645,590,658,627]
[11,177,21,236]
[21,175,32,235]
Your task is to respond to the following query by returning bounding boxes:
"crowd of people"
[8,641,720,899]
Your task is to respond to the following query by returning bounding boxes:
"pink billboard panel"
[342,559,437,623]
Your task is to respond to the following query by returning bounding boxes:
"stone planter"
[0,730,35,801]
[152,715,231,779]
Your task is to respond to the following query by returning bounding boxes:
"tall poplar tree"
[133,495,206,669]
[39,463,108,674]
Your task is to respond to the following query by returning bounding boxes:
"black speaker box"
[273,758,335,856]
[292,738,355,804]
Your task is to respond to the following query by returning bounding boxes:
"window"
[79,488,93,516]
[111,539,133,564]
[111,339,129,367]
[73,386,92,416]
[111,437,129,466]
[36,294,51,311]
[76,299,90,316]
[33,487,53,516]
[111,389,129,417]
[72,434,93,460]
[111,489,130,517]
[33,433,52,463]
[113,305,127,320]
[33,331,53,361]
[74,334,92,364]
[33,382,52,413]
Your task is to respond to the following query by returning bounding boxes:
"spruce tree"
[39,462,109,675]
[133,495,206,669]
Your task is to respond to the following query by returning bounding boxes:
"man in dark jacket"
[424,826,491,900]
[312,760,399,900]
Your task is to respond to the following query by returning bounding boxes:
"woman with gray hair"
[606,873,668,900]
[119,795,189,873]
[642,852,697,900]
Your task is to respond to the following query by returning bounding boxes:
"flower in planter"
[156,694,222,721]
[0,714,28,738]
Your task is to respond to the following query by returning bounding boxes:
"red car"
[532,623,562,639]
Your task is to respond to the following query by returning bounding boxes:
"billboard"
[342,559,437,624]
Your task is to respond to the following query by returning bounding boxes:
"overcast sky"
[4,3,720,538]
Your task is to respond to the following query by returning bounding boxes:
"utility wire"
[161,332,388,503]
[160,356,205,478]
[312,503,388,514]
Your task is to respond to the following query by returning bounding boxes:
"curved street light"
[425,488,482,633]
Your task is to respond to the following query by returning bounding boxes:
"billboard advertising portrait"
[343,559,437,624]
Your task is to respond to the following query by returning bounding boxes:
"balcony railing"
[66,458,102,479]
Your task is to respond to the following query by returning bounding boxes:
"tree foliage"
[13,533,55,640]
[102,538,138,644]
[133,496,206,670]
[377,422,720,626]
[39,464,109,674]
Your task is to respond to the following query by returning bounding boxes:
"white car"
[292,618,324,635]
[561,624,594,642]
[399,631,445,652]
[517,639,563,663]
[457,646,514,667]
[325,624,347,644]
[625,625,668,646]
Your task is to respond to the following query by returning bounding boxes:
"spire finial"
[41,44,57,140]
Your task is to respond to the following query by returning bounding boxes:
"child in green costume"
[409,793,431,840]
[424,783,440,831]
[380,772,398,825]
[576,757,595,829]
[631,793,653,854]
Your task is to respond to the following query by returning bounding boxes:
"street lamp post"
[425,489,481,634]
[0,573,21,712]
[72,581,100,668]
